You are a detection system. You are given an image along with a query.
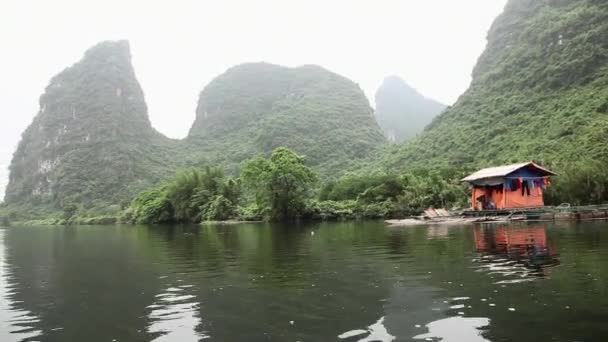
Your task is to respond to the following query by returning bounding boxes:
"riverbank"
[387,204,608,226]
[2,216,268,227]
[8,203,608,228]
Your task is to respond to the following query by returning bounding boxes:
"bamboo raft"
[385,204,608,226]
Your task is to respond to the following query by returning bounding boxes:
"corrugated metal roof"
[462,162,555,182]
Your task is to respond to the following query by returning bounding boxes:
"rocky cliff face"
[5,47,388,210]
[374,76,445,143]
[383,0,608,169]
[5,41,173,208]
[187,63,387,174]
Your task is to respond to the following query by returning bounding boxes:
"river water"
[0,221,606,341]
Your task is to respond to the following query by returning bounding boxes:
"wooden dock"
[386,204,608,226]
[462,204,608,221]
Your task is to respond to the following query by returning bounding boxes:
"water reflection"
[147,284,206,341]
[0,222,607,341]
[0,229,41,342]
[0,226,162,341]
[338,316,395,341]
[472,225,559,283]
[413,316,490,342]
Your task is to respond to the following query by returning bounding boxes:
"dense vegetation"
[374,0,608,206]
[124,167,241,224]
[240,147,317,220]
[121,147,469,224]
[126,148,318,223]
[374,76,445,142]
[543,158,608,206]
[382,0,608,174]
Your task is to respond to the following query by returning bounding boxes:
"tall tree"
[241,147,317,220]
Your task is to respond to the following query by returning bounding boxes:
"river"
[0,221,606,341]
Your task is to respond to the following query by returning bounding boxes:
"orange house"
[462,162,556,210]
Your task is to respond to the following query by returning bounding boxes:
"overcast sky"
[0,0,507,198]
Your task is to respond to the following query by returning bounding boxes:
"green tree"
[165,169,204,222]
[129,187,173,224]
[241,147,317,220]
[62,203,79,224]
[190,167,241,221]
[545,158,608,205]
[201,195,236,221]
[129,166,241,223]
[314,168,469,219]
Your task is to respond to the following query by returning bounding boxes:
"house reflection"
[473,225,559,271]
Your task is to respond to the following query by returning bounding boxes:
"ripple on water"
[0,230,42,342]
[147,286,207,341]
[413,316,491,342]
[471,256,548,285]
[338,316,395,342]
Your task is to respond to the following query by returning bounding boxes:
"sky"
[0,0,508,199]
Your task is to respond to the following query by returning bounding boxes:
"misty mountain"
[4,44,386,211]
[382,0,608,169]
[186,62,386,173]
[374,76,446,142]
[5,41,175,208]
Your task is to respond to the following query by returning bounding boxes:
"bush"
[200,195,237,221]
[355,200,395,219]
[74,216,118,225]
[236,204,265,221]
[305,200,358,220]
[130,188,174,224]
[128,166,241,223]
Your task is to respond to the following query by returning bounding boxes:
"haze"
[0,0,507,199]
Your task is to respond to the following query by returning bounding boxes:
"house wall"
[504,166,546,208]
[504,186,544,208]
[471,165,548,210]
[472,184,544,210]
[472,187,507,209]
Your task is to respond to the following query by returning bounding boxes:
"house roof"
[462,162,556,183]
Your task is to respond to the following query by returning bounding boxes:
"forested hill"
[5,41,175,209]
[382,0,608,170]
[4,46,387,212]
[186,63,386,174]
[374,76,445,143]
